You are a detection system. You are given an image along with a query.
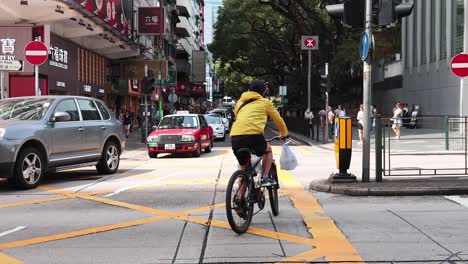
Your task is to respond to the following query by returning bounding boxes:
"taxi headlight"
[147,135,159,142]
[181,135,195,142]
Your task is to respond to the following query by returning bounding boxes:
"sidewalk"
[280,123,468,196]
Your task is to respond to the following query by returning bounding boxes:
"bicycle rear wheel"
[268,163,279,216]
[226,170,254,234]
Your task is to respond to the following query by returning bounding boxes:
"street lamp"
[157,71,163,121]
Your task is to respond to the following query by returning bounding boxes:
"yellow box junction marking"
[278,168,365,263]
[0,146,362,264]
[0,252,23,264]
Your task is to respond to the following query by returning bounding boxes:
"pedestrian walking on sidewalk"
[123,111,131,138]
[327,106,335,139]
[304,108,314,138]
[357,104,364,145]
[392,103,403,139]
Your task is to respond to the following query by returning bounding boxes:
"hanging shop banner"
[192,50,206,84]
[137,7,165,35]
[73,0,133,38]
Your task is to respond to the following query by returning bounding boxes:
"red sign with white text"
[73,0,132,38]
[138,7,165,35]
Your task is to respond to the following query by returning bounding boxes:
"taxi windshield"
[158,116,199,129]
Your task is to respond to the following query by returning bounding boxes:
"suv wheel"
[149,152,158,159]
[11,147,45,189]
[96,141,120,174]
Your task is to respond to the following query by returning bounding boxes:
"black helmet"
[249,80,266,94]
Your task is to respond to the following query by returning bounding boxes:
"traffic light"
[378,0,414,26]
[319,63,329,93]
[142,77,155,94]
[326,0,365,28]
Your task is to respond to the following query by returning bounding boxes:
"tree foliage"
[210,0,396,110]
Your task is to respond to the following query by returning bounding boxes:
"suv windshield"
[0,98,54,121]
[159,116,199,129]
[205,115,222,124]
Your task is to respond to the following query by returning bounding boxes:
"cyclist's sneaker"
[261,177,276,187]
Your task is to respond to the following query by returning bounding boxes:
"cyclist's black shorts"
[231,135,267,165]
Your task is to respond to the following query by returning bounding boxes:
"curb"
[309,180,468,196]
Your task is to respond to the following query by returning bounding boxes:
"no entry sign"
[451,53,468,78]
[24,41,48,66]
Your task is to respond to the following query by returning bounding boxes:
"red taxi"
[147,114,214,158]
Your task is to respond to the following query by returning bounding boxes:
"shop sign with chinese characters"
[49,45,68,69]
[0,38,17,61]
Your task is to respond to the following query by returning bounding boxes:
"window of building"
[440,1,447,59]
[421,1,426,64]
[452,0,464,56]
[413,0,418,67]
[430,0,436,62]
[405,18,410,69]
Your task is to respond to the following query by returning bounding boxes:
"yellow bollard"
[330,117,357,183]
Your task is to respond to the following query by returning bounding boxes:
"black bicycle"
[226,136,282,234]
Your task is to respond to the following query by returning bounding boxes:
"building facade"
[374,0,467,116]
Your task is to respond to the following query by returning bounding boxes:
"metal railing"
[375,116,468,179]
[284,117,330,144]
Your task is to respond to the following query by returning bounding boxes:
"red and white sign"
[301,35,319,50]
[451,53,468,78]
[304,38,316,48]
[24,41,48,66]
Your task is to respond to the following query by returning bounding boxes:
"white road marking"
[103,175,174,197]
[444,195,468,208]
[0,226,27,237]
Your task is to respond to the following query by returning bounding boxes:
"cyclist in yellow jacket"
[230,80,288,186]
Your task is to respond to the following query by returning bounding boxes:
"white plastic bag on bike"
[280,142,298,170]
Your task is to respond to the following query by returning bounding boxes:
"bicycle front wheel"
[226,170,254,234]
[268,163,279,216]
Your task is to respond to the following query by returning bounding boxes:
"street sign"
[359,32,370,61]
[279,85,287,96]
[301,36,319,50]
[451,53,468,77]
[24,41,49,66]
[0,60,23,71]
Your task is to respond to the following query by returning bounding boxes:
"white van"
[222,96,236,107]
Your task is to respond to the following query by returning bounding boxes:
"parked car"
[0,96,126,189]
[205,114,226,141]
[209,109,230,132]
[147,114,213,158]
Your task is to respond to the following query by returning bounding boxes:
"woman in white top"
[392,103,403,139]
[357,104,364,144]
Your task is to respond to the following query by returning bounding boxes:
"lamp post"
[158,71,163,122]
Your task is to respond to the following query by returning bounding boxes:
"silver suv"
[0,96,126,189]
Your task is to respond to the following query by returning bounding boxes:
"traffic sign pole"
[362,0,373,183]
[35,66,39,96]
[0,70,4,99]
[308,49,311,111]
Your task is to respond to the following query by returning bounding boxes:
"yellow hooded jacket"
[230,91,288,137]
